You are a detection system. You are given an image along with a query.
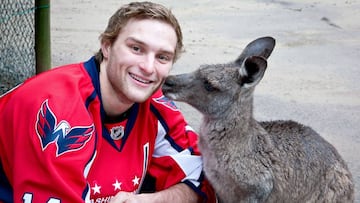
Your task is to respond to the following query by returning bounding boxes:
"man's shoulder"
[0,61,94,109]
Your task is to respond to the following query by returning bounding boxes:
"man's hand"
[110,191,142,203]
[110,183,199,203]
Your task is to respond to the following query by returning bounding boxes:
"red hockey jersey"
[0,57,215,203]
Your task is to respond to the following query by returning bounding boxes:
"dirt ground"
[51,0,360,201]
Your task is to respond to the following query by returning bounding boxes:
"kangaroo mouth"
[161,85,176,100]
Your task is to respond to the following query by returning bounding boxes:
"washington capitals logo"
[154,96,179,111]
[35,100,94,156]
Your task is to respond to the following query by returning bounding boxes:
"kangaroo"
[162,37,354,203]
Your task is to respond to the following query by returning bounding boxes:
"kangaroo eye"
[204,80,217,92]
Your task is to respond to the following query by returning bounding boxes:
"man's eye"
[157,54,172,63]
[159,55,169,61]
[131,45,141,52]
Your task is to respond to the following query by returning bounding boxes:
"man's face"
[101,18,177,104]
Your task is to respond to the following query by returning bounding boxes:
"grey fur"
[162,37,354,203]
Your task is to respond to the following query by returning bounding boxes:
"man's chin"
[131,90,157,103]
[128,84,160,102]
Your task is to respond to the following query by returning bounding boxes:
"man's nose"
[139,55,155,74]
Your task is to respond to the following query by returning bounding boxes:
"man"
[0,2,215,202]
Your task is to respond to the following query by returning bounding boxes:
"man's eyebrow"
[126,37,145,45]
[126,37,175,55]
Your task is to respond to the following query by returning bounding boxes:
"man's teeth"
[130,73,151,84]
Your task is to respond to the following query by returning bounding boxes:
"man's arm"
[110,183,198,203]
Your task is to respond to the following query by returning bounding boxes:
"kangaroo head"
[162,36,275,118]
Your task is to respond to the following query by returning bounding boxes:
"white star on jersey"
[132,175,140,186]
[92,183,101,194]
[113,179,122,191]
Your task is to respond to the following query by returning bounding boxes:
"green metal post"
[35,0,51,74]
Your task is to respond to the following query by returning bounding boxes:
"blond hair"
[95,1,183,62]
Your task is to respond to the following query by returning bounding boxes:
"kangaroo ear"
[238,56,267,88]
[235,36,275,65]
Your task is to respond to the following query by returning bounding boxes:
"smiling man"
[0,2,216,203]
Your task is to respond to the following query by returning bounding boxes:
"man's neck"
[99,61,134,117]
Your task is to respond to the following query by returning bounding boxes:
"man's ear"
[101,41,111,59]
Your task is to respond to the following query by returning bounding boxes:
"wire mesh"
[0,0,35,94]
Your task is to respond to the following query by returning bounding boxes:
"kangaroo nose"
[162,76,176,94]
[164,76,176,87]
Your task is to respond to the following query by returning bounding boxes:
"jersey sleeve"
[147,90,217,203]
[0,64,98,203]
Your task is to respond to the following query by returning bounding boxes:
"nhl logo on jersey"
[110,126,125,140]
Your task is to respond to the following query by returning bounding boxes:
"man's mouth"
[129,73,152,84]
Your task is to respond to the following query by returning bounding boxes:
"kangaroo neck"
[211,95,254,124]
[203,97,255,136]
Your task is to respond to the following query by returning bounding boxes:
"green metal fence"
[0,0,50,94]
